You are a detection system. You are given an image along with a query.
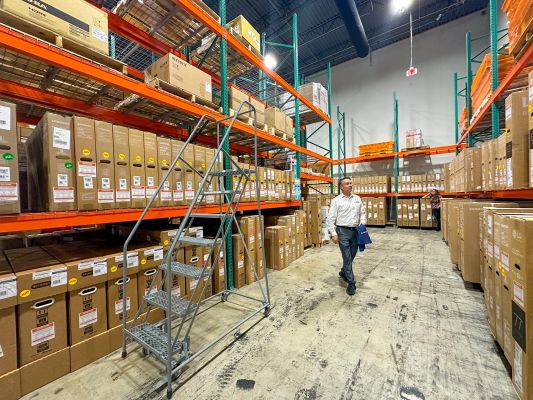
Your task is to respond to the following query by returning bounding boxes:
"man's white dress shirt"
[326,193,367,236]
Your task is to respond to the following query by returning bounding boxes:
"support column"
[293,13,301,200]
[327,63,334,194]
[490,0,499,139]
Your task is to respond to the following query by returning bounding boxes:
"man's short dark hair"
[338,176,351,194]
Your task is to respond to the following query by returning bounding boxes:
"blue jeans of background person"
[336,226,358,284]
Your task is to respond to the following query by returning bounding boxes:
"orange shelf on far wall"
[300,173,333,183]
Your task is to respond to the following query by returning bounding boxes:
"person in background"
[423,188,442,231]
[326,177,366,296]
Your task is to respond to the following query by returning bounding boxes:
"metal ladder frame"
[120,101,271,398]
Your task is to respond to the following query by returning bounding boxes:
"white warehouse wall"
[305,9,495,177]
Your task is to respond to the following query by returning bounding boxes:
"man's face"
[341,178,352,194]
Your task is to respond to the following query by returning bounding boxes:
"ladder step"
[145,290,197,317]
[160,261,210,279]
[178,235,221,247]
[190,213,228,219]
[125,323,182,362]
[209,169,252,177]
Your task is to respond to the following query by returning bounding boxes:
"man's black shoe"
[347,283,356,296]
[339,271,349,283]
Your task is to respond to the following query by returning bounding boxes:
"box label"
[78,161,97,178]
[79,308,98,328]
[131,186,145,199]
[83,177,93,189]
[98,189,114,203]
[501,252,509,272]
[133,176,141,186]
[92,26,108,43]
[78,260,94,271]
[115,297,131,315]
[514,281,524,308]
[0,182,18,201]
[53,127,71,150]
[0,166,10,182]
[171,285,181,297]
[116,189,131,202]
[57,174,68,187]
[53,187,75,202]
[514,345,523,392]
[0,105,11,130]
[101,177,111,189]
[115,253,139,268]
[119,178,127,190]
[0,277,16,300]
[31,322,55,346]
[51,267,67,287]
[93,260,107,276]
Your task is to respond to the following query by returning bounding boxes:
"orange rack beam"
[333,145,463,165]
[300,173,333,183]
[0,201,302,234]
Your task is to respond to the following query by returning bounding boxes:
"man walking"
[326,177,366,296]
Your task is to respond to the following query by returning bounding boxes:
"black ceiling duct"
[334,0,370,58]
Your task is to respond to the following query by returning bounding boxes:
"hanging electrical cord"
[409,9,414,69]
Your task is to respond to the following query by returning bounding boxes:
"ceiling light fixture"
[392,0,413,13]
[264,53,278,70]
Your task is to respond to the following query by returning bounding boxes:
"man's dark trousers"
[336,226,358,284]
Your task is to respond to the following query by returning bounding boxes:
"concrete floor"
[23,228,517,400]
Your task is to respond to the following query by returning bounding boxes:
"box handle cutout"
[32,298,55,309]
[115,277,131,286]
[79,287,97,296]
[144,269,157,276]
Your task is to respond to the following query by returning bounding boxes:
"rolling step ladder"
[120,102,271,399]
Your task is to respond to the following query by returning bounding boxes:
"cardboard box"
[5,247,68,304]
[139,245,164,272]
[113,125,131,207]
[17,293,67,365]
[106,247,140,282]
[72,116,97,210]
[248,96,265,126]
[70,330,110,372]
[0,252,17,309]
[106,275,138,329]
[204,148,217,204]
[146,53,212,102]
[232,234,246,288]
[185,246,206,303]
[68,282,107,345]
[171,139,185,205]
[265,107,286,132]
[212,244,225,294]
[505,90,529,189]
[227,15,260,52]
[129,129,146,208]
[0,100,19,214]
[0,307,16,375]
[19,348,70,396]
[0,369,21,400]
[27,112,76,211]
[229,85,250,112]
[135,228,179,250]
[529,70,533,188]
[183,144,195,203]
[194,145,207,204]
[0,0,109,55]
[265,226,286,270]
[144,132,159,207]
[164,248,186,298]
[95,121,115,209]
[137,268,162,313]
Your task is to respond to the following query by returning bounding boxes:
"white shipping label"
[31,322,55,346]
[78,161,97,178]
[51,267,67,287]
[119,178,127,190]
[131,187,145,198]
[494,245,500,258]
[205,82,212,94]
[219,266,225,276]
[57,174,68,187]
[507,159,513,187]
[501,252,509,271]
[53,127,71,150]
[116,189,131,201]
[83,177,94,189]
[53,187,75,202]
[78,260,94,271]
[514,282,524,307]
[514,346,523,392]
[0,183,18,201]
[98,189,114,203]
[161,190,172,201]
[171,285,181,297]
[102,177,111,189]
[529,84,533,102]
[190,279,199,289]
[92,26,108,42]
[163,181,170,190]
[147,176,154,187]
[115,297,131,315]
[93,260,108,276]
[0,105,11,130]
[0,277,16,300]
[146,187,157,198]
[505,106,512,120]
[0,166,10,182]
[173,190,184,201]
[238,260,244,269]
[133,176,141,186]
[0,344,3,358]
[115,253,139,268]
[33,270,52,280]
[79,308,98,328]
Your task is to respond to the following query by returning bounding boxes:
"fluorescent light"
[392,0,413,13]
[264,53,278,70]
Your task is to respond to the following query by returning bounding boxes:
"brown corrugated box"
[164,248,186,298]
[27,112,76,211]
[20,347,70,396]
[194,145,206,204]
[505,89,529,189]
[146,54,212,102]
[183,144,195,203]
[0,368,21,400]
[265,107,286,131]
[0,251,17,309]
[129,129,146,208]
[95,121,115,209]
[212,244,225,294]
[73,116,98,210]
[0,100,19,214]
[248,96,265,126]
[232,235,246,288]
[171,139,185,205]
[144,132,159,207]
[229,86,250,112]
[17,293,67,365]
[5,247,68,304]
[137,268,162,313]
[1,0,109,55]
[265,226,287,270]
[113,125,131,207]
[529,70,533,188]
[185,245,206,303]
[106,275,138,329]
[68,282,107,345]
[70,330,110,372]
[0,307,16,375]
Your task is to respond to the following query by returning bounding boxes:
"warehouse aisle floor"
[24,228,516,400]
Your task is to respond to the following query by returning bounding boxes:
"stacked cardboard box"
[396,199,420,227]
[280,82,329,117]
[399,173,445,193]
[352,176,390,194]
[420,198,435,228]
[362,197,387,226]
[0,100,20,214]
[405,129,423,149]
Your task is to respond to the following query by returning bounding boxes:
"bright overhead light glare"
[392,0,413,13]
[264,53,278,70]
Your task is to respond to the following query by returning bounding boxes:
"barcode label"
[79,308,98,328]
[133,176,141,186]
[31,322,55,346]
[33,270,52,280]
[78,260,94,271]
[0,105,11,130]
[57,174,68,187]
[92,26,108,42]
[0,166,10,182]
[119,178,127,190]
[78,161,97,178]
[0,182,18,201]
[115,297,131,315]
[98,189,114,203]
[51,267,67,287]
[145,247,164,261]
[514,282,524,307]
[83,176,93,189]
[53,127,71,150]
[115,253,139,268]
[102,177,111,189]
[0,277,16,300]
[147,176,155,187]
[53,187,75,202]
[93,260,107,276]
[171,285,181,297]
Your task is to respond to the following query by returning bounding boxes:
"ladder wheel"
[221,292,229,302]
[121,350,127,359]
[166,388,173,399]
[142,348,148,356]
[264,306,271,317]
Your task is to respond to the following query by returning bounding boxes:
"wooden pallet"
[401,145,430,152]
[359,150,394,156]
[147,78,220,110]
[0,10,127,75]
[511,17,533,59]
[228,27,263,58]
[228,109,266,130]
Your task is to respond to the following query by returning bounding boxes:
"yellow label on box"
[69,278,78,286]
[20,289,31,298]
